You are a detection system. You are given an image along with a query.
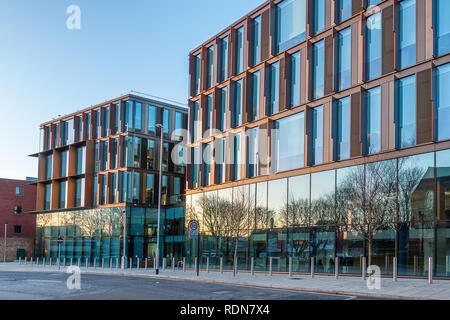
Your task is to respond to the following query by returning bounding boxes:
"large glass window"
[289,51,301,108]
[268,178,288,230]
[74,178,84,207]
[44,184,51,210]
[100,141,108,172]
[397,0,416,70]
[110,173,117,204]
[111,138,118,169]
[275,0,307,54]
[273,112,305,173]
[313,0,325,35]
[246,127,259,178]
[205,94,213,136]
[135,102,142,131]
[232,133,242,181]
[434,63,450,141]
[163,109,169,134]
[336,0,352,23]
[206,45,214,89]
[201,143,211,187]
[218,87,227,131]
[145,174,154,205]
[365,86,381,154]
[192,100,200,142]
[45,155,52,180]
[59,181,67,209]
[235,26,244,74]
[94,110,100,138]
[76,146,86,174]
[336,27,351,91]
[365,13,382,81]
[437,149,450,221]
[311,106,324,166]
[267,61,279,115]
[366,0,382,8]
[252,16,261,66]
[216,138,226,184]
[84,113,91,139]
[396,75,416,149]
[311,170,335,226]
[335,96,351,160]
[60,151,68,177]
[312,40,324,100]
[218,36,229,83]
[193,53,201,96]
[102,107,110,137]
[232,80,243,128]
[148,105,156,133]
[250,71,260,122]
[434,0,450,57]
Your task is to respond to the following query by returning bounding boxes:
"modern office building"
[186,0,450,278]
[30,93,188,267]
[0,178,36,261]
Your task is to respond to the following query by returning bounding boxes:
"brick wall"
[0,237,34,261]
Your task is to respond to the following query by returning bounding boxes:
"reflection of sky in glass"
[311,170,335,201]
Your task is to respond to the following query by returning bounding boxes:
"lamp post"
[155,123,164,275]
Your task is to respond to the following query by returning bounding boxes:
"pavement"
[0,262,449,300]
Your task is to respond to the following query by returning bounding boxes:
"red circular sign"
[57,237,64,244]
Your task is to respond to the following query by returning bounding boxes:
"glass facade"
[310,106,324,166]
[250,71,260,122]
[252,16,261,66]
[312,40,324,100]
[312,0,325,35]
[364,86,381,155]
[396,75,416,149]
[434,0,450,57]
[235,26,244,75]
[246,127,258,179]
[218,36,228,83]
[206,45,214,89]
[289,51,301,108]
[336,27,351,92]
[232,80,243,128]
[266,61,279,115]
[336,0,351,23]
[434,63,450,141]
[397,0,416,70]
[193,54,201,96]
[365,13,382,81]
[334,96,351,161]
[218,87,227,132]
[275,0,307,54]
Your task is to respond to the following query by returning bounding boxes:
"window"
[267,61,280,115]
[161,175,168,205]
[92,175,98,206]
[365,13,382,81]
[205,94,213,136]
[99,141,108,171]
[145,174,154,205]
[289,51,301,108]
[192,100,200,142]
[272,112,305,173]
[14,225,22,234]
[434,63,450,141]
[235,26,244,74]
[206,45,214,89]
[53,123,59,148]
[201,143,211,187]
[218,36,229,83]
[174,144,186,174]
[232,133,242,181]
[13,206,22,214]
[163,109,169,134]
[275,0,307,54]
[232,79,243,127]
[112,104,119,134]
[250,71,260,121]
[252,16,261,66]
[397,0,416,70]
[365,86,381,154]
[311,106,324,166]
[192,146,199,187]
[434,0,450,57]
[59,181,67,209]
[366,0,382,8]
[93,142,99,173]
[218,87,227,131]
[334,96,351,160]
[94,110,100,139]
[148,105,156,133]
[133,137,142,168]
[44,184,51,210]
[336,27,351,91]
[111,138,118,169]
[60,151,68,177]
[135,102,142,131]
[175,112,183,137]
[193,53,201,96]
[44,126,50,151]
[246,127,259,178]
[216,138,226,184]
[132,172,140,203]
[76,147,86,174]
[85,113,91,139]
[147,139,156,170]
[312,40,324,100]
[102,107,110,137]
[313,0,325,35]
[110,173,117,204]
[45,155,52,180]
[162,142,169,172]
[396,75,416,149]
[60,121,69,146]
[74,178,84,207]
[15,186,24,196]
[100,174,107,205]
[336,0,352,23]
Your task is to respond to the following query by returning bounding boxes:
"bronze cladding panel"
[50,181,59,211]
[261,9,271,62]
[416,68,433,144]
[323,100,333,163]
[416,0,426,63]
[68,146,77,176]
[350,92,362,158]
[325,0,332,29]
[382,5,395,75]
[279,55,288,112]
[53,151,61,179]
[352,0,363,16]
[67,178,75,208]
[351,22,360,87]
[324,35,334,96]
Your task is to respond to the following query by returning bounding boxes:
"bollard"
[153,258,156,270]
[145,258,148,270]
[335,257,339,280]
[25,257,27,265]
[102,258,105,269]
[251,257,254,276]
[86,258,89,269]
[172,257,175,272]
[428,257,433,284]
[234,257,238,276]
[362,257,366,280]
[194,257,198,274]
[183,258,186,272]
[94,258,97,269]
[110,258,112,269]
[163,258,167,271]
[269,257,273,277]
[78,258,80,267]
[129,257,132,270]
[37,257,39,266]
[206,257,209,273]
[43,257,46,267]
[393,257,397,282]
[220,257,223,274]
[50,257,53,266]
[70,258,73,266]
[63,258,66,267]
[289,257,292,277]
[116,258,119,269]
[311,257,315,278]
[19,257,22,265]
[137,257,140,270]
[31,257,33,265]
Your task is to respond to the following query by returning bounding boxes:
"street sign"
[57,237,64,244]
[188,220,199,239]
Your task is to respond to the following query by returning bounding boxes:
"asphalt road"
[0,271,375,300]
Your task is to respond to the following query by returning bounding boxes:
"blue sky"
[0,0,264,180]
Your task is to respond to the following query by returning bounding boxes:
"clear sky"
[0,0,264,180]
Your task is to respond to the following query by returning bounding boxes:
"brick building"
[0,178,36,261]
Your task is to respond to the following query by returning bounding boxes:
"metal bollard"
[220,257,223,274]
[234,257,238,276]
[194,257,198,273]
[43,257,46,267]
[19,257,22,265]
[31,257,33,265]
[129,257,132,270]
[102,258,105,269]
[25,257,27,265]
[94,258,96,269]
[183,258,186,272]
[289,257,292,277]
[37,257,39,266]
[163,258,167,271]
[172,257,175,272]
[63,258,66,267]
[145,258,148,270]
[70,258,73,266]
[269,257,273,276]
[137,257,140,270]
[393,257,397,282]
[110,258,112,269]
[78,258,80,267]
[116,258,119,269]
[86,258,89,269]
[335,257,339,280]
[362,257,366,280]
[153,258,156,270]
[428,257,433,284]
[206,257,209,273]
[251,257,254,276]
[311,257,315,278]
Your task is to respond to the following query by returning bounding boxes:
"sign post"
[57,237,63,270]
[188,221,199,276]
